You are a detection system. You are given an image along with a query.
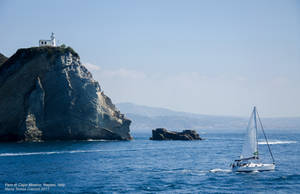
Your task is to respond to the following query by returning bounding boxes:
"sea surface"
[0,131,300,193]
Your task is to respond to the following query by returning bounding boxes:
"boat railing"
[235,156,258,162]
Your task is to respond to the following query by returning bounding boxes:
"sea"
[0,131,300,193]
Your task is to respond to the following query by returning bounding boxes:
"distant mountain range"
[116,102,300,133]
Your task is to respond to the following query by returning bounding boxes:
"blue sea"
[0,131,300,193]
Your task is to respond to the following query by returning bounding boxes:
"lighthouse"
[39,33,56,47]
[50,32,56,47]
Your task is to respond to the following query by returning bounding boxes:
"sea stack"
[0,46,131,141]
[150,128,203,140]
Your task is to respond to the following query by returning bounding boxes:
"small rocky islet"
[150,128,203,140]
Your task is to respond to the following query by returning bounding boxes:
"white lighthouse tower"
[39,33,56,47]
[50,32,56,47]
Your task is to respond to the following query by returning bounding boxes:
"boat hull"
[233,163,275,172]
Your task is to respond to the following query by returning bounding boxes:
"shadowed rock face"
[150,128,203,140]
[0,47,131,141]
[0,53,8,67]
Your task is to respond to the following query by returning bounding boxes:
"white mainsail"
[240,107,258,159]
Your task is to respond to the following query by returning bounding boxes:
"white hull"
[232,163,275,172]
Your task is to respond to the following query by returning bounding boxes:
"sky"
[0,0,299,117]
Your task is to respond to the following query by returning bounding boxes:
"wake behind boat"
[232,107,275,172]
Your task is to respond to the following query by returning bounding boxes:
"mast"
[256,109,275,164]
[253,106,258,159]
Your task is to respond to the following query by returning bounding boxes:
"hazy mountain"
[117,102,300,133]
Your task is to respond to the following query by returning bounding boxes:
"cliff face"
[0,47,131,141]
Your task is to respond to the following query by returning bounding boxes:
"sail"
[240,107,258,159]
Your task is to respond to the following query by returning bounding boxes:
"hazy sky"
[0,0,299,117]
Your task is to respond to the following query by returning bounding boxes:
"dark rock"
[0,53,8,67]
[0,47,131,142]
[150,128,203,140]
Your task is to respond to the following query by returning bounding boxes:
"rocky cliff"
[0,46,131,141]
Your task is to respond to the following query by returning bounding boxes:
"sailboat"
[232,107,275,172]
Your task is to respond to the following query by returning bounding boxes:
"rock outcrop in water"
[150,128,202,140]
[0,46,131,141]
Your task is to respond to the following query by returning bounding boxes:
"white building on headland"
[39,33,56,47]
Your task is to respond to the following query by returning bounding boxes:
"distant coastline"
[117,102,300,133]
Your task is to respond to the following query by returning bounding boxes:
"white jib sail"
[240,107,258,159]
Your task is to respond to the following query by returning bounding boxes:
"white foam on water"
[0,149,115,157]
[192,170,207,175]
[0,150,97,157]
[0,151,61,157]
[0,147,154,157]
[163,169,207,176]
[258,140,297,145]
[86,139,110,142]
[209,168,232,173]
